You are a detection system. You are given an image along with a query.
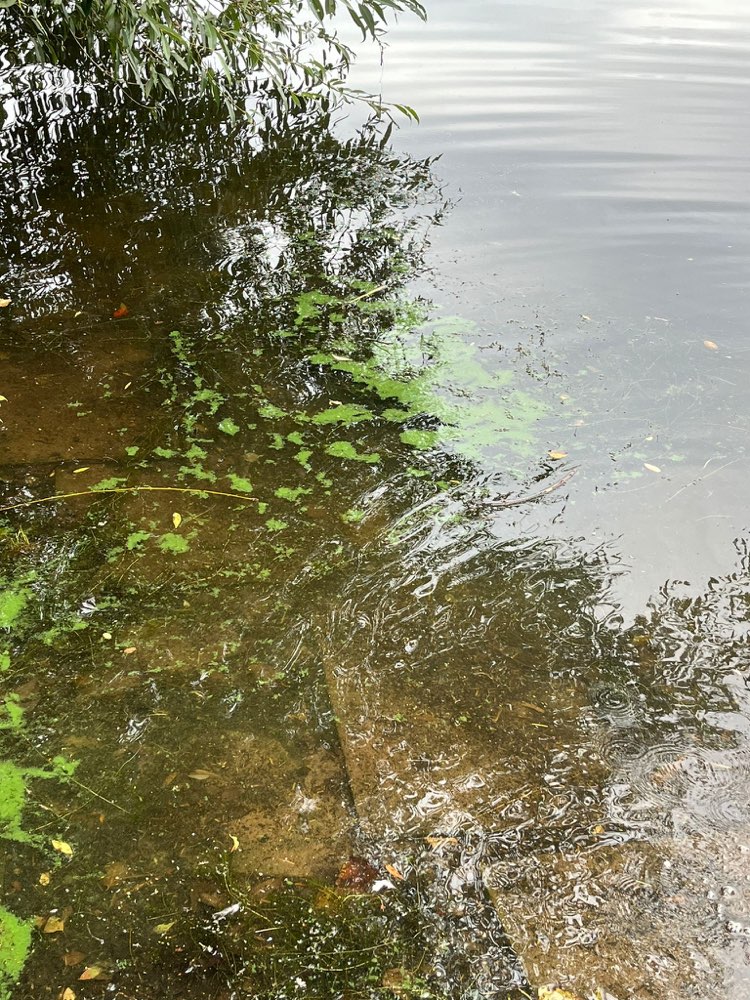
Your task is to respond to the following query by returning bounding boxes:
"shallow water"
[1,2,750,998]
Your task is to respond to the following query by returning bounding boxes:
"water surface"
[1,2,750,998]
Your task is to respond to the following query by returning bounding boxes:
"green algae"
[308,312,550,465]
[341,508,365,524]
[0,905,32,1000]
[0,577,32,631]
[265,518,288,532]
[219,417,240,435]
[274,486,312,503]
[311,403,374,426]
[126,530,153,550]
[158,532,190,554]
[400,429,439,450]
[325,441,380,463]
[227,474,254,493]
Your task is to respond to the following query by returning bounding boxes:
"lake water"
[1,1,750,998]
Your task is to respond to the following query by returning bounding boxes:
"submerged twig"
[483,466,578,509]
[0,484,257,514]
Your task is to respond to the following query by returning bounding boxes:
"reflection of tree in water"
[1,83,439,327]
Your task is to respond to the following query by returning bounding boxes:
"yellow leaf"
[0,298,10,308]
[123,647,137,655]
[172,512,182,529]
[43,915,66,934]
[644,463,661,473]
[72,467,90,474]
[229,834,240,853]
[39,872,51,886]
[153,921,175,935]
[424,835,458,849]
[0,395,7,402]
[59,989,77,1000]
[703,340,718,350]
[548,450,568,460]
[51,839,74,857]
[79,966,105,981]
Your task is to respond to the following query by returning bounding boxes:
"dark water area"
[1,2,750,999]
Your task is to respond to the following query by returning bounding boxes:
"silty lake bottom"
[1,0,750,997]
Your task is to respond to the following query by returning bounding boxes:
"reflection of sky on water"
[348,0,750,612]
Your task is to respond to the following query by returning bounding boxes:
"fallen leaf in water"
[187,769,215,781]
[79,966,107,981]
[703,340,718,350]
[336,856,379,893]
[593,824,605,836]
[101,861,128,890]
[644,463,661,473]
[73,467,90,474]
[0,298,10,308]
[424,836,458,849]
[59,989,76,1000]
[229,834,240,853]
[112,303,129,319]
[519,701,545,715]
[538,988,582,1000]
[172,512,182,529]
[122,647,137,655]
[51,839,73,857]
[548,450,568,460]
[384,863,404,881]
[580,314,592,322]
[39,872,50,886]
[63,951,86,967]
[163,771,177,787]
[153,921,175,935]
[43,915,66,934]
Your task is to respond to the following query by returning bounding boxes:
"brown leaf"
[187,769,216,781]
[424,836,458,849]
[336,856,379,893]
[101,861,128,890]
[63,951,86,967]
[122,647,137,655]
[703,340,718,350]
[43,915,66,934]
[384,863,404,881]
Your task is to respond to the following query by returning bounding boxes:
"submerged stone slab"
[320,575,727,999]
